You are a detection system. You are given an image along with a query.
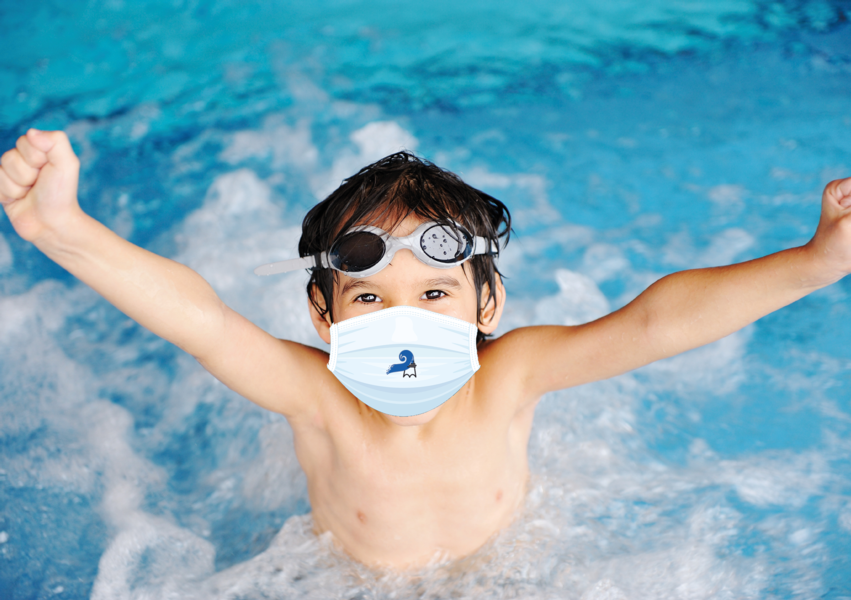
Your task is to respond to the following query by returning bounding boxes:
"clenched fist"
[0,129,82,243]
[806,177,851,285]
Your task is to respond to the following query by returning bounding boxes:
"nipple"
[391,317,418,343]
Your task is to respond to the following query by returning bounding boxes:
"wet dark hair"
[298,151,511,344]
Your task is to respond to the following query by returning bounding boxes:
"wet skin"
[293,214,534,566]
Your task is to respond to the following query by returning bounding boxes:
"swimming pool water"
[1,1,850,598]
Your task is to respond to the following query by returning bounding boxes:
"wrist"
[799,240,846,288]
[32,205,92,255]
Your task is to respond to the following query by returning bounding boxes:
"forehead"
[345,210,429,239]
[383,213,426,236]
[338,269,469,295]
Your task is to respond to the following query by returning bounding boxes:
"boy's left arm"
[502,177,851,399]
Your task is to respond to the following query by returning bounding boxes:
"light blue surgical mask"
[328,306,480,417]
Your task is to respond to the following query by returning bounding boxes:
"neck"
[380,405,442,428]
[375,377,475,433]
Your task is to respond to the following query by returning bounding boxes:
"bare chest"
[293,410,531,566]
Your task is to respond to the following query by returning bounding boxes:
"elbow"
[634,281,678,362]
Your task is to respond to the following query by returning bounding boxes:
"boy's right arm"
[489,176,851,406]
[0,129,325,418]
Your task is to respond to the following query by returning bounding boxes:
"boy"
[1,128,849,568]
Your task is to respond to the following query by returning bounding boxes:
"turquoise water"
[1,1,850,598]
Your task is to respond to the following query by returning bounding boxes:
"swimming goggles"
[254,220,498,278]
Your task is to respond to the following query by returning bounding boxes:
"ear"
[478,274,506,335]
[308,284,333,344]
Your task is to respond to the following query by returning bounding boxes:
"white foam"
[83,368,226,600]
[582,243,630,283]
[65,396,203,600]
[464,167,560,228]
[91,512,215,600]
[240,420,307,512]
[0,280,80,340]
[172,167,319,345]
[0,282,105,492]
[662,228,755,269]
[219,116,318,170]
[717,452,828,508]
[580,580,628,600]
[351,121,418,163]
[706,184,747,207]
[0,284,227,600]
[499,268,610,332]
[312,120,419,199]
[533,269,611,326]
[641,329,750,395]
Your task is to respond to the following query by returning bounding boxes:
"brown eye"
[423,290,445,300]
[356,293,379,303]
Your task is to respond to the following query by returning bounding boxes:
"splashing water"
[1,1,851,598]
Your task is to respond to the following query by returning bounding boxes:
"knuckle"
[0,173,20,197]
[0,149,18,170]
[824,180,842,199]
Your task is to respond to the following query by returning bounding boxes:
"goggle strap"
[254,255,319,276]
[472,236,500,256]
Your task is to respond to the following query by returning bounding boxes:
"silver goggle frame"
[254,220,498,278]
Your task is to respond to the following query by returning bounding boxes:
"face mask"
[327,306,480,417]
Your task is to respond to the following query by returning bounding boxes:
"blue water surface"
[1,1,851,598]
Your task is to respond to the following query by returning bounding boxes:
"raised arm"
[502,177,851,398]
[0,129,325,417]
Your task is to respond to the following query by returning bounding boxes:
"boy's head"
[298,151,511,343]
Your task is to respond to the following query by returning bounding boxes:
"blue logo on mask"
[386,350,417,378]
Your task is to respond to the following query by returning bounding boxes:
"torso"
[288,340,538,568]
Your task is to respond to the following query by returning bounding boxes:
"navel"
[357,510,367,524]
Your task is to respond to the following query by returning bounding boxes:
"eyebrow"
[339,276,462,297]
[339,279,373,296]
[424,276,462,290]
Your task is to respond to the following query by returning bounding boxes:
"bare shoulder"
[475,326,576,411]
[478,317,648,400]
[197,306,335,419]
[479,325,583,370]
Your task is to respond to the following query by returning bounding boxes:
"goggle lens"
[330,231,386,272]
[419,224,471,263]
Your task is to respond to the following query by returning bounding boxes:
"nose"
[391,317,418,343]
[381,249,420,310]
